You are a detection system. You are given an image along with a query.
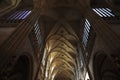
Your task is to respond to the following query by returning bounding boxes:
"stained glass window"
[7,10,31,20]
[82,19,91,47]
[92,8,115,17]
[34,21,41,46]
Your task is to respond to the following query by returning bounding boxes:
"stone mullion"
[85,8,120,54]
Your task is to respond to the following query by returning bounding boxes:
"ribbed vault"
[39,0,85,80]
[43,22,79,80]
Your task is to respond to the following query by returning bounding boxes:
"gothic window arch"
[0,54,33,80]
[10,55,32,80]
[93,51,120,80]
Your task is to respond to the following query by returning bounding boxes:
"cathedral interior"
[0,0,120,80]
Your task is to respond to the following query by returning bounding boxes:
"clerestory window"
[92,8,115,17]
[82,19,91,47]
[33,21,41,46]
[7,10,31,20]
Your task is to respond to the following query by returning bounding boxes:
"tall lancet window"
[30,21,41,55]
[7,10,31,20]
[92,8,115,17]
[82,19,91,47]
[34,21,41,46]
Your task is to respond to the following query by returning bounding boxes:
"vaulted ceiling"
[1,0,119,80]
[39,0,84,80]
[44,23,79,80]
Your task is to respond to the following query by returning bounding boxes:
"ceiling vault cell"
[43,20,80,80]
[40,1,82,79]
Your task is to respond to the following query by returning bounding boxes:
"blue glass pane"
[7,10,32,20]
[83,19,91,46]
[92,8,115,17]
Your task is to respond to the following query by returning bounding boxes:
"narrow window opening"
[82,19,91,47]
[34,21,41,46]
[7,10,32,20]
[92,8,115,17]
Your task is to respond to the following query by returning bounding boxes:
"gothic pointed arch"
[0,52,33,80]
[93,51,120,80]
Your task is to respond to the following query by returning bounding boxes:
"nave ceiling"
[1,0,118,80]
[39,0,84,80]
